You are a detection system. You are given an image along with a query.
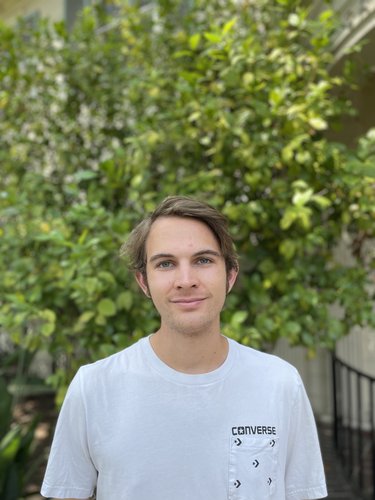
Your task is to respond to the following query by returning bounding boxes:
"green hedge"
[0,0,374,397]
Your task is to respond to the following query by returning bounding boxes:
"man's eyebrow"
[149,253,175,263]
[149,249,222,263]
[193,249,222,258]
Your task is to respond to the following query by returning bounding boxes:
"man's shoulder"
[78,336,147,378]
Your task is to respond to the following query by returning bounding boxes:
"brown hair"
[121,196,239,277]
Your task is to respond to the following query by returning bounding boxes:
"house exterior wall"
[333,72,375,147]
[309,0,375,64]
[0,0,64,24]
[272,340,333,423]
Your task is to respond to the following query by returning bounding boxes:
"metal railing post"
[332,353,339,449]
[332,354,375,499]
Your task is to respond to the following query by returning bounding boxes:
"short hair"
[121,196,239,276]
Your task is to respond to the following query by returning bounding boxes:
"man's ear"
[135,271,150,297]
[227,267,239,294]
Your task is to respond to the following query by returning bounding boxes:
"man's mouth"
[171,297,206,304]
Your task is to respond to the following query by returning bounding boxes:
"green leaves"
[117,291,133,311]
[308,116,328,131]
[0,378,37,498]
[279,240,297,260]
[188,33,201,50]
[281,206,312,230]
[223,17,237,34]
[40,309,57,337]
[98,298,117,317]
[0,0,373,393]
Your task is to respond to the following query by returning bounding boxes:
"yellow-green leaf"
[292,189,313,206]
[78,311,95,324]
[40,309,56,323]
[312,195,332,209]
[117,291,133,311]
[279,240,297,259]
[204,32,222,44]
[95,314,107,326]
[223,17,237,34]
[41,322,55,337]
[98,298,117,317]
[188,33,201,50]
[280,208,297,230]
[308,117,327,130]
[231,311,248,326]
[242,72,254,86]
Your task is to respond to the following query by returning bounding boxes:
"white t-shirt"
[41,336,327,500]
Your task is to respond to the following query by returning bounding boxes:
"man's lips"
[170,297,206,304]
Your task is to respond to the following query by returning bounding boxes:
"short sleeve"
[285,372,328,500]
[41,368,97,499]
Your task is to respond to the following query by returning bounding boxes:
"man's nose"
[175,265,198,288]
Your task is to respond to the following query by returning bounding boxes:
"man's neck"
[149,329,229,374]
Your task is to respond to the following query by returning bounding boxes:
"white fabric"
[41,336,327,500]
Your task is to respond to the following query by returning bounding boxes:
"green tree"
[0,0,374,396]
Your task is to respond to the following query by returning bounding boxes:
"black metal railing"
[332,354,375,500]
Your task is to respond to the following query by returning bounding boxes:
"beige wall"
[272,340,333,423]
[331,71,375,147]
[0,0,64,24]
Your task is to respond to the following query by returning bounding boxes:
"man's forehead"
[148,215,216,237]
[145,216,221,255]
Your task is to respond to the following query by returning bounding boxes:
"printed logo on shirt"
[231,425,277,436]
[229,429,279,498]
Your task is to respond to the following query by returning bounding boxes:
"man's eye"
[156,261,173,269]
[197,257,212,265]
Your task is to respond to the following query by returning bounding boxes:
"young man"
[41,196,327,500]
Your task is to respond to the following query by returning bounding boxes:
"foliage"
[0,0,374,392]
[0,378,37,500]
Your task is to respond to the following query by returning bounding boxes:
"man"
[41,196,327,500]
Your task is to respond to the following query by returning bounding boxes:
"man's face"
[136,216,238,338]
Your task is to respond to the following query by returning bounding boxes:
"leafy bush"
[0,378,37,500]
[0,0,374,393]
